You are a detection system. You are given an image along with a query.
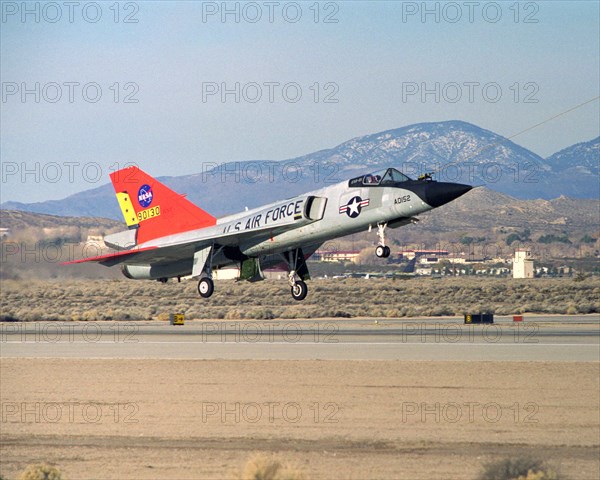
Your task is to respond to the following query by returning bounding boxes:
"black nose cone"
[424,182,472,208]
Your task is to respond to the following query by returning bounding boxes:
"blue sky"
[1,0,599,202]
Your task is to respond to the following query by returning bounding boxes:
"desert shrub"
[225,308,244,319]
[516,471,558,480]
[576,303,596,314]
[301,307,325,318]
[332,310,351,318]
[279,307,303,319]
[246,308,276,320]
[429,305,455,316]
[367,307,384,317]
[494,306,514,315]
[479,457,559,480]
[18,463,63,480]
[82,309,99,321]
[211,307,227,319]
[2,277,598,320]
[235,454,304,480]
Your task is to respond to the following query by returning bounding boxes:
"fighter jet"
[65,166,471,300]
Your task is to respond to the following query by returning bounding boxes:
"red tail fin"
[110,166,216,245]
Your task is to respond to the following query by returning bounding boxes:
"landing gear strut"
[194,245,216,299]
[375,223,391,258]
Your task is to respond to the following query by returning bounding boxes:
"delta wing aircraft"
[66,166,471,300]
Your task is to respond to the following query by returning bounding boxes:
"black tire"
[198,277,214,298]
[290,280,308,301]
[383,246,391,258]
[376,245,386,258]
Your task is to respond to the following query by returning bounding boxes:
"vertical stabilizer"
[110,166,216,244]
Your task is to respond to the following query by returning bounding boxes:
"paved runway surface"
[1,316,598,361]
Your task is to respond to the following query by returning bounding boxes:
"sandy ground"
[1,359,599,479]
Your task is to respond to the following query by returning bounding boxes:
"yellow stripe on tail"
[116,192,140,228]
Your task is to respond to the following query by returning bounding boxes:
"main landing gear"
[284,248,310,301]
[375,223,391,258]
[191,244,312,302]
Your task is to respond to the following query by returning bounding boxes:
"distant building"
[415,266,432,276]
[418,257,441,265]
[85,235,105,248]
[314,250,360,263]
[212,268,239,280]
[446,256,467,264]
[402,249,449,260]
[513,249,534,279]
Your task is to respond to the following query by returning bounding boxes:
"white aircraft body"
[67,166,471,300]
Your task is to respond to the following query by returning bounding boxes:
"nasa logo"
[138,184,153,208]
[339,196,370,218]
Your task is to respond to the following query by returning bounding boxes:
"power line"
[430,96,600,175]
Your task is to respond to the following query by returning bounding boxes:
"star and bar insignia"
[339,196,370,218]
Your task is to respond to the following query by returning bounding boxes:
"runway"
[2,317,599,479]
[2,316,598,361]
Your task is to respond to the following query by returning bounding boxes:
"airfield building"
[513,249,534,279]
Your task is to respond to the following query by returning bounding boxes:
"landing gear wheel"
[374,223,390,258]
[197,277,214,298]
[290,280,308,301]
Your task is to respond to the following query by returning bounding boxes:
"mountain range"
[2,121,598,220]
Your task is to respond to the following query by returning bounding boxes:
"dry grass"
[17,464,64,480]
[479,457,560,480]
[1,276,598,322]
[234,454,305,480]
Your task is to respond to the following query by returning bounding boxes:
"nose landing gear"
[375,223,391,258]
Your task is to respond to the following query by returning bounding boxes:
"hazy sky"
[1,0,599,202]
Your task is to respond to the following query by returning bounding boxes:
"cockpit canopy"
[348,168,411,188]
